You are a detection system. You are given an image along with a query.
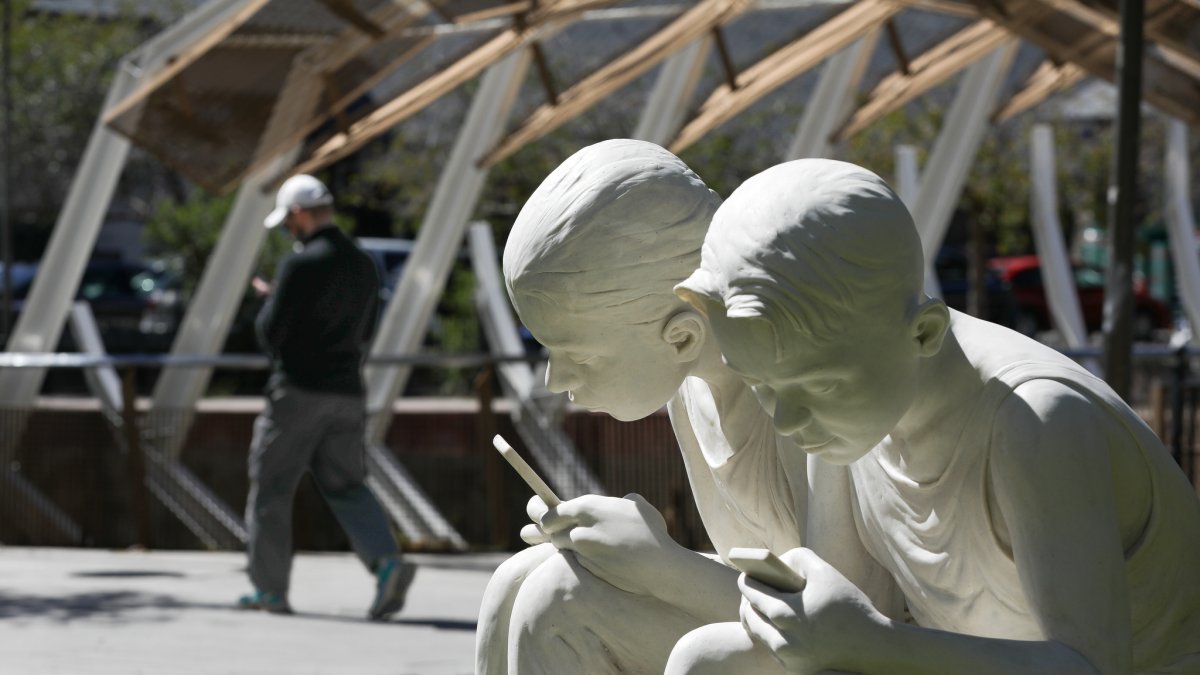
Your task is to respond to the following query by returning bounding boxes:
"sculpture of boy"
[673,158,1200,673]
[477,141,893,673]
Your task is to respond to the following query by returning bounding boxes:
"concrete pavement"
[0,547,507,674]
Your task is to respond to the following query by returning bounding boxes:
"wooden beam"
[293,0,603,174]
[898,0,980,16]
[293,29,526,174]
[668,0,901,155]
[476,0,750,167]
[530,41,559,105]
[884,19,910,74]
[973,0,1200,125]
[102,0,273,127]
[833,19,1011,141]
[991,58,1085,122]
[237,5,434,185]
[712,26,740,89]
[320,0,387,37]
[451,1,534,24]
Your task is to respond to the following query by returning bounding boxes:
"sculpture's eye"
[808,379,839,395]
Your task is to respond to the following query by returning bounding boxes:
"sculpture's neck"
[688,337,767,442]
[884,324,985,484]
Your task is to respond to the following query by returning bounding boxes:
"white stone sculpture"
[477,140,894,674]
[673,158,1200,674]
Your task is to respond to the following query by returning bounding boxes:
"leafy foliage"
[6,1,156,255]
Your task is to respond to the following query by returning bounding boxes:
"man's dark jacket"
[256,226,379,394]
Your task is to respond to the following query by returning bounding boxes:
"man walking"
[238,174,415,620]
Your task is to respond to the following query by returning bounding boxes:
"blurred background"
[1,0,1197,555]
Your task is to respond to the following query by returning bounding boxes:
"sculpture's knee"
[666,622,779,675]
[510,550,584,636]
[476,544,557,675]
[490,544,557,598]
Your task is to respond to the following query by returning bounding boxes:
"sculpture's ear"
[662,311,706,363]
[912,298,950,357]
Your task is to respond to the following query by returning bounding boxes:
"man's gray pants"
[246,383,399,597]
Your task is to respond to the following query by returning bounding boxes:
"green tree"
[7,1,160,258]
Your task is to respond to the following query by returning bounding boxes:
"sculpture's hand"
[739,547,884,674]
[525,493,679,596]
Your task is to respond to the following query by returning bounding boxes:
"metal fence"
[0,352,709,553]
[1,347,1197,553]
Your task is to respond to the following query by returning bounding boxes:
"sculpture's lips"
[798,436,835,451]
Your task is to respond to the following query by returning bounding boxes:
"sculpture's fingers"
[526,495,549,522]
[738,573,801,626]
[520,523,550,545]
[739,596,788,653]
[549,526,577,552]
[551,494,608,527]
[782,546,827,576]
[530,495,580,534]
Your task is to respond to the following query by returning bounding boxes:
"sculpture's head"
[503,139,721,421]
[676,159,949,464]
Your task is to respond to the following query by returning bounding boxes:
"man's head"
[676,159,949,463]
[264,174,335,238]
[502,139,721,421]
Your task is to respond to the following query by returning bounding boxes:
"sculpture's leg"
[665,622,784,675]
[508,550,711,674]
[476,544,558,675]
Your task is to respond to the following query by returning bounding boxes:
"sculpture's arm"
[738,380,1131,674]
[528,494,742,623]
[804,457,902,620]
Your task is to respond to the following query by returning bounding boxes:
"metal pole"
[1101,0,1143,398]
[1171,344,1187,466]
[122,366,152,548]
[2,0,12,343]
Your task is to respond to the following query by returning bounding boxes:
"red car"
[988,255,1172,340]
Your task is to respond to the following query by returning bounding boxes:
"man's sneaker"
[368,558,416,621]
[237,590,292,615]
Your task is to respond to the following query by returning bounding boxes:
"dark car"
[0,259,184,352]
[989,255,1172,340]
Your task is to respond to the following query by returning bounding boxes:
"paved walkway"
[0,547,507,674]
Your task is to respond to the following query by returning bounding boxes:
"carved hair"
[677,159,924,352]
[504,139,721,326]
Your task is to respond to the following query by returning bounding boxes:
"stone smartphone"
[492,434,561,507]
[727,547,807,592]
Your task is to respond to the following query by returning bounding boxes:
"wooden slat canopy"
[833,19,1014,141]
[104,0,1200,192]
[475,0,752,167]
[668,0,901,154]
[103,0,528,191]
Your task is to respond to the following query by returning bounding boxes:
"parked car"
[988,255,1172,340]
[0,259,184,352]
[934,247,1018,326]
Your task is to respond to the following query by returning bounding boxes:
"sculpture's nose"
[544,354,582,393]
[773,402,813,436]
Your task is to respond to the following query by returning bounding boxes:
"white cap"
[264,174,333,228]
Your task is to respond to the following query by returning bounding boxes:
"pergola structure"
[3,0,1198,547]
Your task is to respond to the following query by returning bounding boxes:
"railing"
[0,352,704,553]
[1,346,1197,552]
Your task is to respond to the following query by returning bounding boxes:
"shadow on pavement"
[282,611,477,632]
[0,590,230,623]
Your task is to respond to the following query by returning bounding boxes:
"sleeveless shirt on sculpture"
[849,357,1200,673]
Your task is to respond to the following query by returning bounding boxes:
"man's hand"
[522,493,681,597]
[251,275,273,297]
[739,547,884,674]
